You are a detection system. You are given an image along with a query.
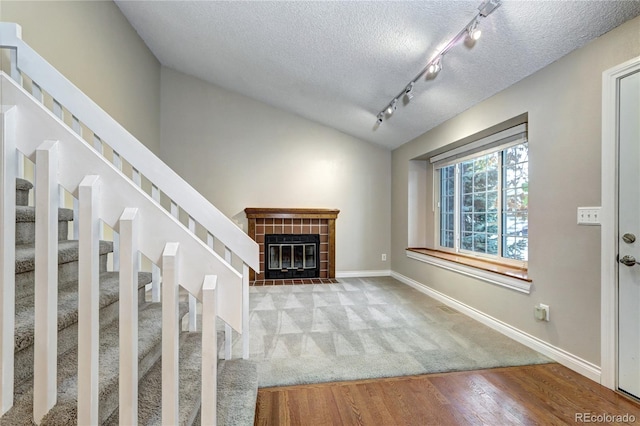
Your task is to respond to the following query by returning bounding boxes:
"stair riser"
[13,287,147,388]
[16,190,29,207]
[15,254,109,301]
[16,220,70,245]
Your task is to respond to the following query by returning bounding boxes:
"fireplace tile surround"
[245,208,340,283]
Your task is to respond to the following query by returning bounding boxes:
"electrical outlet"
[381,254,387,261]
[577,207,601,225]
[534,303,550,321]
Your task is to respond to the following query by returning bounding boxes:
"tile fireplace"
[245,208,340,282]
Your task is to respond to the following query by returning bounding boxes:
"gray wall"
[2,0,161,153]
[160,67,392,274]
[391,16,640,366]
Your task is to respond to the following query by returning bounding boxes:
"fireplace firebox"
[265,234,320,279]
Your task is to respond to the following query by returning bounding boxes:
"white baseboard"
[391,271,601,383]
[336,270,391,278]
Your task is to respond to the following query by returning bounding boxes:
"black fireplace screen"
[265,234,320,279]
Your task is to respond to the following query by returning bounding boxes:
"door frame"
[601,56,640,390]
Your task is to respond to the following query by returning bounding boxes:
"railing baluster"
[132,168,142,273]
[151,185,161,302]
[119,208,139,425]
[113,151,122,171]
[112,153,123,272]
[113,231,120,271]
[242,262,250,360]
[92,135,103,156]
[9,48,21,84]
[91,135,105,241]
[162,242,180,425]
[132,168,141,187]
[71,115,81,136]
[52,100,63,120]
[77,175,101,425]
[16,152,24,180]
[151,263,161,303]
[201,275,218,426]
[188,216,197,331]
[224,247,233,360]
[73,198,79,239]
[0,106,17,414]
[31,82,43,103]
[34,140,59,423]
[170,201,179,219]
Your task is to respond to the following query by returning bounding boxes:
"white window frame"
[432,124,528,268]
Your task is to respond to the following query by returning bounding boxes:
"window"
[433,125,528,264]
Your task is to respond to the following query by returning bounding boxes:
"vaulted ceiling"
[115,1,640,150]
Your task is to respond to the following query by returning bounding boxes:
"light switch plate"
[577,207,601,225]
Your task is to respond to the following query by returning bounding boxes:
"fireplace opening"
[265,234,320,279]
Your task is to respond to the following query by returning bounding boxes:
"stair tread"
[215,358,259,426]
[3,302,189,426]
[15,239,113,274]
[14,271,152,353]
[15,178,33,192]
[106,332,204,426]
[15,205,74,222]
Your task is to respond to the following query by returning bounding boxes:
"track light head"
[428,57,442,75]
[405,82,415,100]
[376,112,384,125]
[467,19,481,41]
[386,99,398,115]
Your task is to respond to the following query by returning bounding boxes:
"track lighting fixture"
[374,0,501,126]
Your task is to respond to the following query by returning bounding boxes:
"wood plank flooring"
[254,363,640,425]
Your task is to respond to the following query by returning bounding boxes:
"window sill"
[405,248,532,294]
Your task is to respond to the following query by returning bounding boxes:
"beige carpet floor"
[231,276,550,387]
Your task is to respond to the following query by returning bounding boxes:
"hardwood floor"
[254,363,640,425]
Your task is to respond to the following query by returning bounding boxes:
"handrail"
[1,73,244,331]
[0,22,259,272]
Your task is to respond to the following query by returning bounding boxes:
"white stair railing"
[1,21,258,358]
[0,70,243,424]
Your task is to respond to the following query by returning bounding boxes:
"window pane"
[473,214,486,232]
[462,194,473,213]
[502,142,529,261]
[461,232,473,251]
[487,191,498,212]
[462,163,473,194]
[459,152,499,257]
[439,165,456,248]
[473,233,486,253]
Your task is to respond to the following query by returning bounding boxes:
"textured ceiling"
[115,1,640,150]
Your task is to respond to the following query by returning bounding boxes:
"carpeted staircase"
[1,178,258,425]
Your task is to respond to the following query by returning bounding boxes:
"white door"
[618,69,640,399]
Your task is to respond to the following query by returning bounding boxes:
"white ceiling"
[115,1,640,150]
